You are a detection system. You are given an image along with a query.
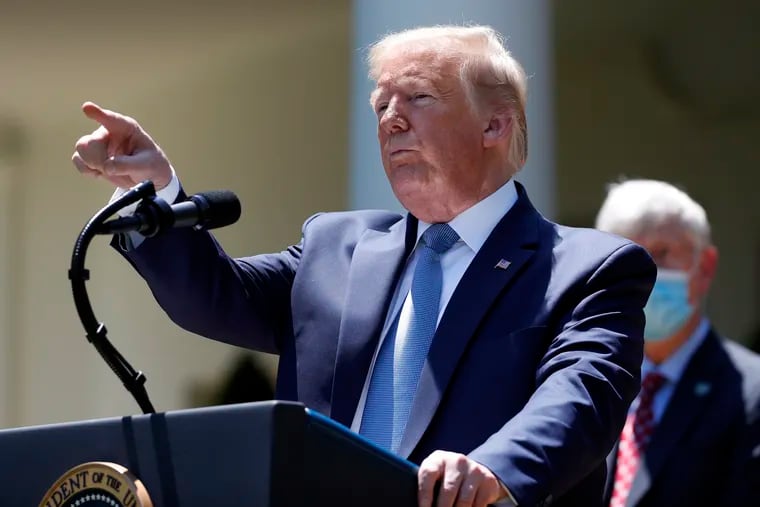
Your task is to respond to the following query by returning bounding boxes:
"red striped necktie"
[609,372,667,507]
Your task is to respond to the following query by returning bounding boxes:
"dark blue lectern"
[0,401,419,506]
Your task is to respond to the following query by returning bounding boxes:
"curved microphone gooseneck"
[69,180,157,414]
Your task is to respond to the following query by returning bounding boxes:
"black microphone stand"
[68,180,158,414]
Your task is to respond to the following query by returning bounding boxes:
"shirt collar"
[416,178,519,254]
[643,317,711,384]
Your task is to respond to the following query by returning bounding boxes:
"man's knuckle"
[443,478,459,489]
[459,482,477,498]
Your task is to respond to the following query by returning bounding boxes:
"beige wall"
[0,0,350,428]
[0,165,20,427]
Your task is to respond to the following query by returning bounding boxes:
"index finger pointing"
[81,101,137,137]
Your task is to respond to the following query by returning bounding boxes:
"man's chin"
[393,188,446,222]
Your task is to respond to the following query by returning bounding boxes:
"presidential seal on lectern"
[39,462,152,507]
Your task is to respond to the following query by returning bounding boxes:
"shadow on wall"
[189,353,275,407]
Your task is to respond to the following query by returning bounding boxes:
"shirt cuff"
[492,480,518,506]
[108,169,180,250]
[108,169,180,215]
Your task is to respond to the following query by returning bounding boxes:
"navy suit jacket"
[604,330,760,506]
[120,184,656,505]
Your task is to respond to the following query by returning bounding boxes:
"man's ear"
[483,110,512,148]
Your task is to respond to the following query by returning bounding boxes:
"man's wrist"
[109,168,179,217]
[108,168,179,251]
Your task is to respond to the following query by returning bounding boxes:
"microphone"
[96,190,241,237]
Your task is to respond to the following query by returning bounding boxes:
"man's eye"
[376,104,388,114]
[413,94,431,101]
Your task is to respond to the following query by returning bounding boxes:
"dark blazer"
[120,184,656,506]
[604,330,760,506]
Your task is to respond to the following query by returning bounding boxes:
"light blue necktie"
[359,223,460,452]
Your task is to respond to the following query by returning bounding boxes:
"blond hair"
[368,25,528,172]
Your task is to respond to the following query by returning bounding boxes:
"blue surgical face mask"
[643,268,695,341]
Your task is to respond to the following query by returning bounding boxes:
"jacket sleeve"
[113,220,307,355]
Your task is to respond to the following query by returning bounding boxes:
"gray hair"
[367,25,528,172]
[595,179,712,247]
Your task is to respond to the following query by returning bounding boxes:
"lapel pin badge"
[494,259,511,270]
[694,381,711,397]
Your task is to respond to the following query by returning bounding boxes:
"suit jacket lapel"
[627,330,724,506]
[329,215,417,426]
[398,190,540,458]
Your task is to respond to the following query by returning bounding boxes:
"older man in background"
[596,179,760,506]
[73,26,656,506]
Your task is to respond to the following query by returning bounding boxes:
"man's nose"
[380,102,409,134]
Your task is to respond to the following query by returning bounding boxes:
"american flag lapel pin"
[494,259,511,270]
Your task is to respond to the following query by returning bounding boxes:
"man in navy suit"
[596,179,760,506]
[72,25,655,507]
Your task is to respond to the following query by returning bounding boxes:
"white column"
[349,0,555,219]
